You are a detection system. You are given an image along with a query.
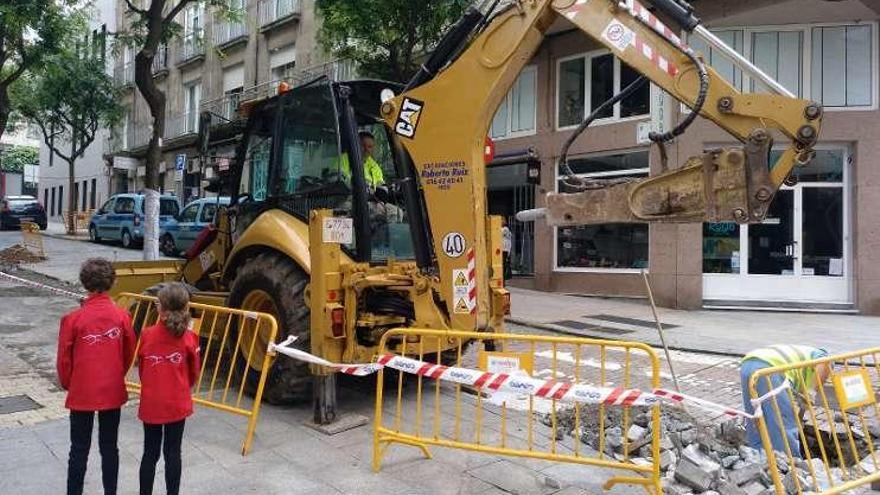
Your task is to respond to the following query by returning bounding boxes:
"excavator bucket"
[109,260,185,298]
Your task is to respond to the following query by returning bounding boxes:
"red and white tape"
[270,338,791,420]
[0,271,85,301]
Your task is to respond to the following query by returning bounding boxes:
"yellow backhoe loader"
[112,0,822,422]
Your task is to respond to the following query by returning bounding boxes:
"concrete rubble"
[553,404,880,494]
[0,243,45,264]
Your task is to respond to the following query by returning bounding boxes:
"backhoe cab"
[112,0,821,417]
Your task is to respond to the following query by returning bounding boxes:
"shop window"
[557,52,650,129]
[750,30,803,96]
[812,25,873,107]
[688,30,744,90]
[555,150,649,270]
[491,66,537,139]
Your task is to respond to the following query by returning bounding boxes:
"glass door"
[748,189,795,275]
[703,148,851,305]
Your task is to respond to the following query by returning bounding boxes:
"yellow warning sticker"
[454,297,470,314]
[454,272,468,287]
[833,369,875,410]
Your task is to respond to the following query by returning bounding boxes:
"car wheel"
[160,235,177,256]
[38,222,47,231]
[89,225,100,242]
[121,229,133,249]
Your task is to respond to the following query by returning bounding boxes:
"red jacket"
[137,323,200,424]
[56,293,137,411]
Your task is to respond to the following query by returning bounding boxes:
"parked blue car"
[88,193,181,248]
[159,196,230,257]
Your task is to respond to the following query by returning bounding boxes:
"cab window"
[199,202,218,223]
[240,110,273,202]
[179,204,199,223]
[274,82,348,218]
[114,197,135,214]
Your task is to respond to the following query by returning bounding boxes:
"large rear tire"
[227,252,311,404]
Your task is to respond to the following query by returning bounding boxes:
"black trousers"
[140,420,186,495]
[67,408,121,495]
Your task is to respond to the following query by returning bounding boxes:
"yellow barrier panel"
[19,221,44,258]
[749,348,880,494]
[372,328,663,494]
[116,292,277,455]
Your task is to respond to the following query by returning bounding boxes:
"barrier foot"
[603,475,655,493]
[313,374,337,425]
[375,435,433,468]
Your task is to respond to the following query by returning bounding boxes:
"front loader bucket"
[109,260,185,298]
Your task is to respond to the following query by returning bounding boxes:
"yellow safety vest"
[743,344,824,393]
[339,154,385,189]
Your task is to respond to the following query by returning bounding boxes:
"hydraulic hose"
[558,75,648,190]
[648,46,709,143]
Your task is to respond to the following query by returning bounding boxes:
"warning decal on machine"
[452,268,469,314]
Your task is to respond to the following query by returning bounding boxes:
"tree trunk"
[0,86,9,175]
[67,156,76,234]
[134,8,167,261]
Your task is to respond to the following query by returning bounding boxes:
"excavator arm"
[379,0,822,329]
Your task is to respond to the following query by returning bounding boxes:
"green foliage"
[0,146,38,173]
[115,0,235,53]
[316,0,470,83]
[0,0,71,138]
[12,27,123,165]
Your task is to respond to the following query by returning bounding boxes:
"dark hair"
[158,283,191,338]
[79,258,115,293]
[358,130,374,140]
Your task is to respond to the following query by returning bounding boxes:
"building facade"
[109,0,345,201]
[490,0,880,314]
[38,0,116,222]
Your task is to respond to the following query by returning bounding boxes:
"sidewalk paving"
[508,287,880,357]
[0,383,644,495]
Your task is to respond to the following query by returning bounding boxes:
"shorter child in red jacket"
[57,258,137,495]
[137,282,200,495]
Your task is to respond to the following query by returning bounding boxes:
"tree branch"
[164,0,195,26]
[124,0,149,16]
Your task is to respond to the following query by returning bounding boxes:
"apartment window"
[270,44,296,81]
[90,179,97,209]
[555,150,650,270]
[81,181,87,212]
[812,25,873,107]
[222,64,245,119]
[557,52,650,129]
[50,188,56,216]
[184,81,201,133]
[43,189,48,209]
[689,30,744,90]
[74,183,79,211]
[491,66,537,139]
[184,4,203,36]
[750,30,803,96]
[58,186,63,216]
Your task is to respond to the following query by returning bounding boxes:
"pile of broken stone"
[553,404,878,495]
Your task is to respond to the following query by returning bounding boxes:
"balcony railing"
[164,111,199,139]
[177,32,205,64]
[259,0,300,26]
[152,45,168,74]
[297,59,357,83]
[213,21,248,46]
[115,62,135,86]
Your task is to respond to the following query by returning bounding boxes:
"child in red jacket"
[56,258,137,495]
[137,282,200,495]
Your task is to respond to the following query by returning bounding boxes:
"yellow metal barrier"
[20,221,44,258]
[372,328,663,493]
[749,348,880,494]
[116,292,277,455]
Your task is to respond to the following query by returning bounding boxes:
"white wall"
[37,0,117,221]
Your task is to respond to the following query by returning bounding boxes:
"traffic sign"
[175,154,186,171]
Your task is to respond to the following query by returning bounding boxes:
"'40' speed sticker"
[442,232,466,258]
